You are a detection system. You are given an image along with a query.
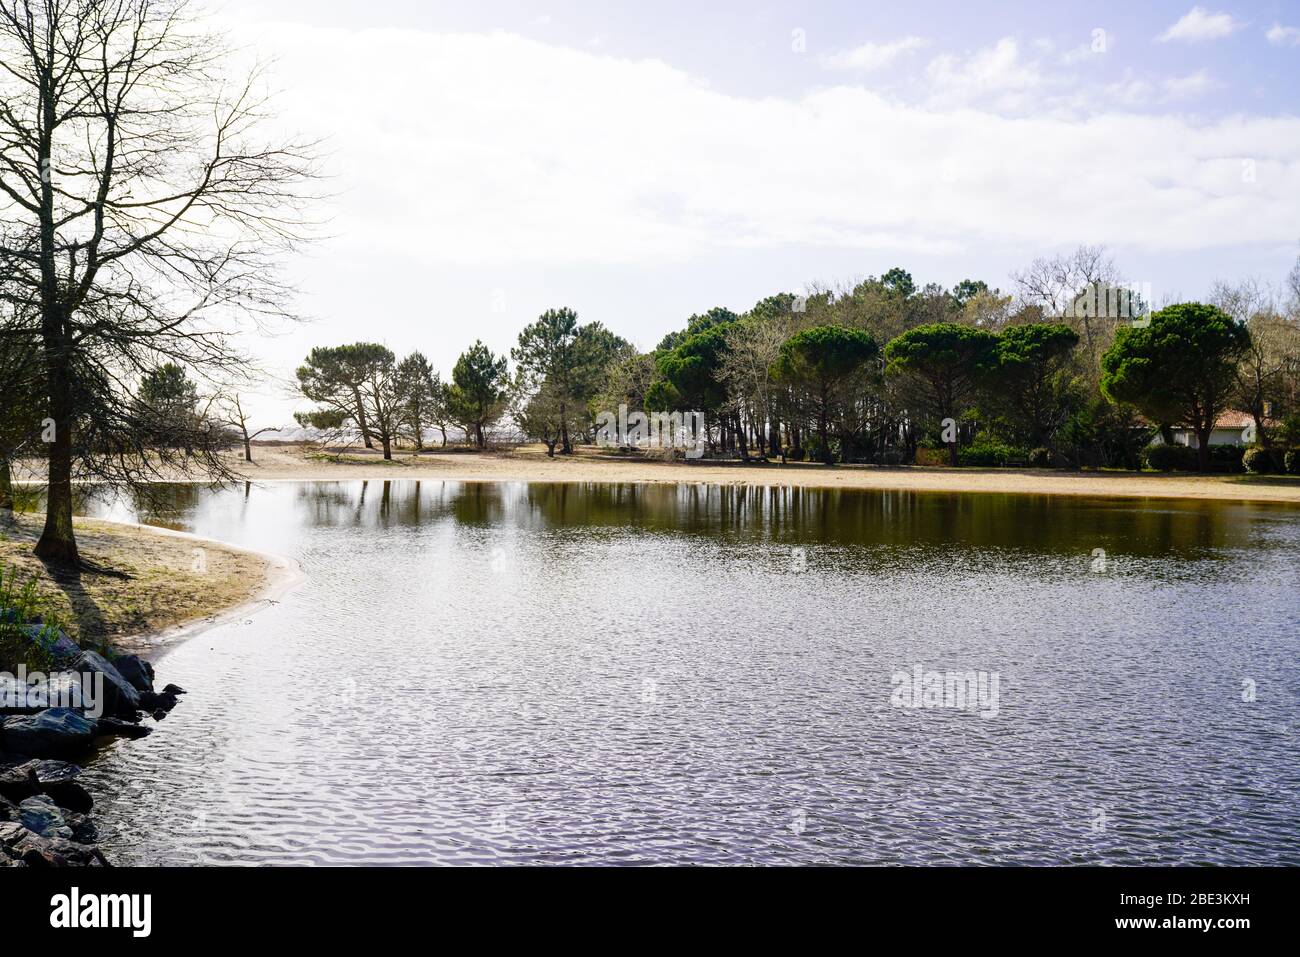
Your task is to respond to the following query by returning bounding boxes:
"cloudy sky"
[216,0,1300,425]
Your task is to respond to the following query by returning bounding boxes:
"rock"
[1,671,99,715]
[0,820,28,845]
[0,765,39,802]
[0,708,98,758]
[13,758,80,786]
[64,811,97,845]
[94,717,152,740]
[0,793,18,822]
[18,625,81,665]
[18,794,72,840]
[46,782,92,814]
[112,655,154,693]
[140,690,178,713]
[162,684,186,696]
[72,651,139,718]
[152,709,168,721]
[0,671,44,716]
[11,829,103,867]
[14,760,92,813]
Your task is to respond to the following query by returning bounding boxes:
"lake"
[70,480,1300,865]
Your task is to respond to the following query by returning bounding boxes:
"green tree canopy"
[296,343,394,449]
[950,279,991,309]
[138,363,202,449]
[448,341,509,449]
[885,322,1000,464]
[992,323,1081,447]
[880,267,916,300]
[139,363,198,411]
[512,308,629,452]
[776,325,878,463]
[652,322,732,416]
[1100,302,1250,471]
[655,306,739,353]
[394,352,442,451]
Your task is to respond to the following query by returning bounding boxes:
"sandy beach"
[0,512,274,652]
[194,444,1300,505]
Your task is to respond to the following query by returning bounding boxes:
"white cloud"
[924,38,1042,110]
[1162,70,1217,99]
[229,22,1300,270]
[1105,75,1154,106]
[1157,7,1243,43]
[821,36,929,72]
[1266,23,1300,46]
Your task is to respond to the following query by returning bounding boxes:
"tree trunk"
[1252,409,1268,448]
[382,434,392,460]
[1196,426,1212,472]
[736,413,750,462]
[440,427,448,447]
[35,327,79,565]
[353,388,374,448]
[0,456,13,514]
[560,400,572,455]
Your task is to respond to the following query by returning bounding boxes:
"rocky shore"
[1,630,183,867]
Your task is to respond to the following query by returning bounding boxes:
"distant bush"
[1141,443,1197,472]
[957,440,1026,468]
[1208,445,1244,473]
[1285,449,1300,475]
[1242,446,1275,474]
[1027,447,1052,468]
[784,446,806,462]
[877,449,906,466]
[1281,413,1300,447]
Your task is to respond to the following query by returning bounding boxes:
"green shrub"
[1285,448,1300,475]
[1281,413,1300,447]
[1027,447,1052,468]
[784,446,806,462]
[0,565,67,671]
[1208,445,1244,473]
[957,440,1026,468]
[1141,443,1197,472]
[1242,446,1274,474]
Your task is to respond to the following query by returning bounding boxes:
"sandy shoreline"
[90,518,305,661]
[0,512,293,658]
[12,443,1300,504]
[210,445,1300,505]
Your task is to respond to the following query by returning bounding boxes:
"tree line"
[295,248,1300,473]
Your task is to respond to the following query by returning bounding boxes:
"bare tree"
[0,0,318,564]
[1011,245,1124,366]
[1288,253,1300,316]
[721,311,790,459]
[220,393,277,463]
[1211,277,1300,446]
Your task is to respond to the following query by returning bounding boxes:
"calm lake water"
[66,480,1300,865]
